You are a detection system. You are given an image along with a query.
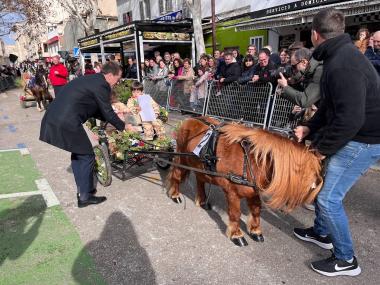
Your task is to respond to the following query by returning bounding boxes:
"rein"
[154,156,259,188]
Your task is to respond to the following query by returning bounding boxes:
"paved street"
[1,87,379,285]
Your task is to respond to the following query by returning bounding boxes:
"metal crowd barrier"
[204,81,273,127]
[168,79,204,114]
[266,86,299,134]
[0,76,15,92]
[142,78,170,108]
[140,77,305,134]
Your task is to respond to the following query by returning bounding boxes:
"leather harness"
[194,117,258,189]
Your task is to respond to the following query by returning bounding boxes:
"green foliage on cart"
[113,79,134,104]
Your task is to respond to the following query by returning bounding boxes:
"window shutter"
[145,0,151,19]
[159,0,164,14]
[139,1,144,19]
[166,0,173,12]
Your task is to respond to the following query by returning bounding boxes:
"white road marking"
[35,178,60,207]
[0,191,41,199]
[0,179,60,208]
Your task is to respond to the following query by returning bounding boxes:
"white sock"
[320,234,327,237]
[346,258,354,263]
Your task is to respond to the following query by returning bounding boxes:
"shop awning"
[46,36,59,45]
[232,0,375,31]
[78,20,193,51]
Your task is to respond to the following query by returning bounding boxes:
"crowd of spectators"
[136,26,380,115]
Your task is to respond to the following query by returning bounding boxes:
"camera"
[271,66,293,79]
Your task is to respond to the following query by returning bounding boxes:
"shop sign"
[79,38,99,48]
[143,32,190,41]
[103,29,133,41]
[154,10,183,22]
[251,0,353,19]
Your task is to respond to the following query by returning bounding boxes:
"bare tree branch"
[58,0,99,36]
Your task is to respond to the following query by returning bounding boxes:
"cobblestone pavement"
[1,88,379,285]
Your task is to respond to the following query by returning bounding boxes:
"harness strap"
[240,139,259,191]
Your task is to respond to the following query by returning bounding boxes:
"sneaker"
[311,254,361,277]
[293,227,333,250]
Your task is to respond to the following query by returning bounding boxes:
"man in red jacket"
[48,55,68,98]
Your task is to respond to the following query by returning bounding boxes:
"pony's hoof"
[231,237,248,247]
[249,233,264,242]
[171,197,182,204]
[201,203,212,210]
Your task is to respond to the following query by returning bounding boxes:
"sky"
[1,34,16,45]
[1,12,21,45]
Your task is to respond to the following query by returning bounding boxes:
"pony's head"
[222,125,323,212]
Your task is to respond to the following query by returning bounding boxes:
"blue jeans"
[314,141,380,260]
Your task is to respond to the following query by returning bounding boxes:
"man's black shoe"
[311,254,361,277]
[78,196,107,208]
[293,227,333,249]
[77,189,97,200]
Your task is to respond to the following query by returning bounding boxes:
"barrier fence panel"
[0,78,5,91]
[0,76,15,92]
[143,78,170,108]
[168,79,204,114]
[266,86,299,134]
[205,81,272,127]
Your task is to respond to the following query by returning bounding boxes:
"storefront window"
[250,36,264,51]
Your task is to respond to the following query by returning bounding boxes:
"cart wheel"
[155,155,171,170]
[94,143,112,186]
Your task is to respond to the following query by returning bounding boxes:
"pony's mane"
[221,124,323,211]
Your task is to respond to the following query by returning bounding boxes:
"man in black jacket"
[219,52,241,84]
[293,8,380,277]
[40,62,129,208]
[252,49,277,86]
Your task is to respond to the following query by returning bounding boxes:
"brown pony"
[167,117,323,246]
[31,70,53,111]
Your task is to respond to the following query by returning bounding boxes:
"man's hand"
[252,75,259,82]
[294,126,310,142]
[125,123,134,132]
[54,70,59,75]
[277,72,288,88]
[292,105,302,114]
[220,78,225,83]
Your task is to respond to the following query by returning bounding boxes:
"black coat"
[308,34,380,156]
[40,73,125,154]
[220,62,241,83]
[237,65,257,84]
[253,61,277,84]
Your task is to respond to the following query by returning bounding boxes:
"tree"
[58,0,100,36]
[185,0,205,60]
[0,0,48,37]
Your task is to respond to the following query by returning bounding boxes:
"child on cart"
[126,81,165,141]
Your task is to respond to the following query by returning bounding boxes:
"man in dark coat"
[293,8,380,277]
[40,61,128,208]
[219,52,241,84]
[252,49,277,87]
